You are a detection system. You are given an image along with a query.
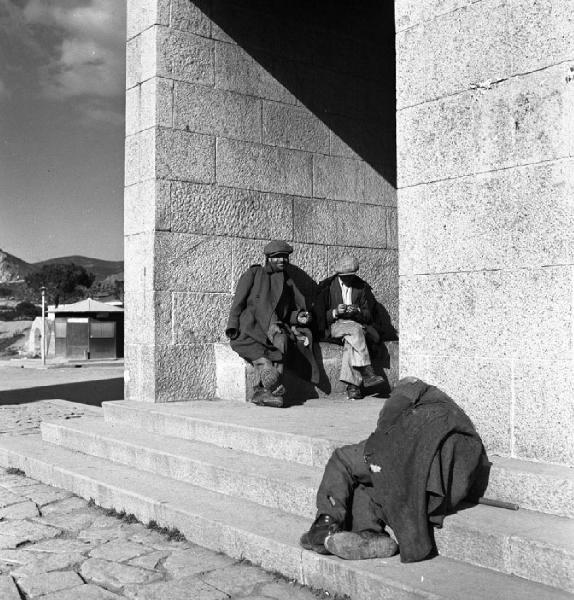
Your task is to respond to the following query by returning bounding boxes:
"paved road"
[0,363,123,406]
[0,369,330,599]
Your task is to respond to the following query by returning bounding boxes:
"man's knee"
[253,357,273,369]
[330,441,371,483]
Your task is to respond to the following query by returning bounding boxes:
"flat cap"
[334,255,359,275]
[264,240,293,256]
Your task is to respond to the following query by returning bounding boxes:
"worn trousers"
[330,320,371,386]
[315,440,386,533]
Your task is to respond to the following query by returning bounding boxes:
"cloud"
[0,77,9,100]
[81,102,125,127]
[23,0,126,101]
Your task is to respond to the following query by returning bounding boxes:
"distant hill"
[0,250,35,283]
[34,256,124,281]
[0,249,124,283]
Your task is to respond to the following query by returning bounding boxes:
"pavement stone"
[127,549,170,570]
[0,488,25,507]
[0,575,20,600]
[40,583,123,599]
[79,525,132,543]
[259,580,321,600]
[16,483,73,506]
[88,540,154,562]
[163,547,235,578]
[16,570,83,598]
[124,575,229,600]
[41,496,89,515]
[0,548,35,565]
[34,509,96,532]
[127,528,191,551]
[81,557,163,592]
[200,563,276,595]
[27,538,94,554]
[0,500,39,519]
[10,550,86,578]
[0,519,61,549]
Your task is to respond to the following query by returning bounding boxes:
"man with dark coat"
[300,377,484,561]
[315,255,385,399]
[225,240,316,408]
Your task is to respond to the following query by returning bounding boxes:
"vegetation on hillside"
[25,263,96,306]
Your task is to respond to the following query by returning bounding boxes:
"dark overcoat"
[225,263,308,363]
[314,275,380,342]
[364,378,484,563]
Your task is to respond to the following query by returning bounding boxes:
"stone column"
[396,0,574,465]
[124,0,398,402]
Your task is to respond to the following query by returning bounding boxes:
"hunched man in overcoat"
[225,240,316,408]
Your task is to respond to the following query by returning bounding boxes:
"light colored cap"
[334,255,359,275]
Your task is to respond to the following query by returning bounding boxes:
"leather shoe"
[252,388,283,408]
[300,514,342,554]
[359,365,385,389]
[325,530,398,560]
[346,384,363,400]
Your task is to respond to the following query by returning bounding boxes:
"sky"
[0,0,126,263]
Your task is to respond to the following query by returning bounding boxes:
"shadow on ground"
[0,378,123,406]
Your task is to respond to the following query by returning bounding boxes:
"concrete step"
[40,417,574,593]
[0,434,571,600]
[41,417,320,519]
[103,399,574,518]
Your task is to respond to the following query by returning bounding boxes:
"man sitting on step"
[300,377,484,561]
[225,240,317,408]
[315,255,385,399]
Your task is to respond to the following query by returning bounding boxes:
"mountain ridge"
[0,249,124,283]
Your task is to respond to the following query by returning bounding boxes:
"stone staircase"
[0,398,572,599]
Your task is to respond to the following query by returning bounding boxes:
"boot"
[359,365,385,389]
[346,384,363,400]
[324,530,398,560]
[300,514,342,554]
[252,387,283,408]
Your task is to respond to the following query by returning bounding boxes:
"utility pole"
[41,286,46,366]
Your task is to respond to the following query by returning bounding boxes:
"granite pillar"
[124,0,398,402]
[396,0,574,465]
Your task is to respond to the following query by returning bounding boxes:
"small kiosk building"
[49,298,124,360]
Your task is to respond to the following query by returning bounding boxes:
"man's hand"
[335,303,347,317]
[297,310,312,325]
[347,304,360,315]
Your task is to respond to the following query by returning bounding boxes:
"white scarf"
[338,277,353,305]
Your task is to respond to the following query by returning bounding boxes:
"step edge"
[40,419,574,552]
[0,436,571,600]
[103,403,574,478]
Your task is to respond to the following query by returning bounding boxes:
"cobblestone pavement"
[0,400,100,437]
[0,401,330,600]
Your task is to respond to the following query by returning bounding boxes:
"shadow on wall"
[196,0,396,185]
[0,378,123,406]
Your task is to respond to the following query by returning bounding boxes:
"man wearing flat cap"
[315,255,385,399]
[225,240,316,407]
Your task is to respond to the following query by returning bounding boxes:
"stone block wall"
[124,0,397,402]
[396,0,574,466]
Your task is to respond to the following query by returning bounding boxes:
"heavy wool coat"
[364,378,484,563]
[314,275,380,343]
[225,263,309,363]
